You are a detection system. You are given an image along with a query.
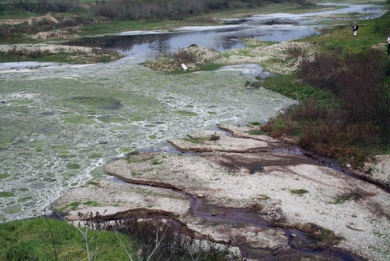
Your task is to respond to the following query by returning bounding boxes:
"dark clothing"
[388,37,390,55]
[352,24,358,37]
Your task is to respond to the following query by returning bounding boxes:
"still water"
[66,3,385,60]
[0,3,385,222]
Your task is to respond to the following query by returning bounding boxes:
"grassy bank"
[0,217,138,260]
[0,216,236,261]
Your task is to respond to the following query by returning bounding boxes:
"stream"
[0,2,386,223]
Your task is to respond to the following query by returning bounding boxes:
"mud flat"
[51,124,390,260]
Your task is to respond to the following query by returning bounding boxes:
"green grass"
[0,217,138,261]
[303,12,390,55]
[290,189,309,195]
[263,74,333,101]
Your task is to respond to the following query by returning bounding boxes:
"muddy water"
[0,58,293,222]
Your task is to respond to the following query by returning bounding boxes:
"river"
[0,2,385,223]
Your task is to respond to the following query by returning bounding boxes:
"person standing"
[352,22,358,37]
[387,35,390,55]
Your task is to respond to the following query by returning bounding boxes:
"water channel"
[0,3,385,223]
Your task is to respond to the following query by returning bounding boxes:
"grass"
[303,12,390,55]
[290,189,309,195]
[262,74,333,101]
[0,217,138,261]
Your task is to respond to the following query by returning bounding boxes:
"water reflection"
[66,3,385,59]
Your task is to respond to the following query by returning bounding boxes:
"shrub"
[172,48,197,68]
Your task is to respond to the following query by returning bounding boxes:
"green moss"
[151,159,163,165]
[83,201,100,207]
[290,189,309,195]
[68,201,81,210]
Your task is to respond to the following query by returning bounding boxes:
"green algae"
[68,96,122,110]
[0,192,14,197]
[0,174,10,179]
[176,110,199,116]
[3,204,22,214]
[62,115,95,124]
[97,115,127,123]
[66,163,81,169]
[0,62,293,223]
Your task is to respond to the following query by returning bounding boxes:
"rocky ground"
[52,124,390,261]
[5,12,390,261]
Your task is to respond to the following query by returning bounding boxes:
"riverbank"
[52,124,390,260]
[1,1,389,260]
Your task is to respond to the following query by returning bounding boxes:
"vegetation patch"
[262,34,390,166]
[293,222,343,248]
[0,192,14,198]
[332,189,374,204]
[97,115,127,123]
[68,96,122,110]
[290,189,309,195]
[0,217,137,261]
[66,163,81,169]
[175,110,198,117]
[83,200,100,207]
[0,174,10,179]
[151,159,163,165]
[145,45,221,72]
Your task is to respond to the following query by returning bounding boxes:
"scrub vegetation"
[262,10,390,167]
[1,0,390,259]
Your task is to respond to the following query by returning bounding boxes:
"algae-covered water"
[0,57,293,222]
[0,2,385,223]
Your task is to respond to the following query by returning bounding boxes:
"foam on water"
[0,2,385,223]
[0,57,294,222]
